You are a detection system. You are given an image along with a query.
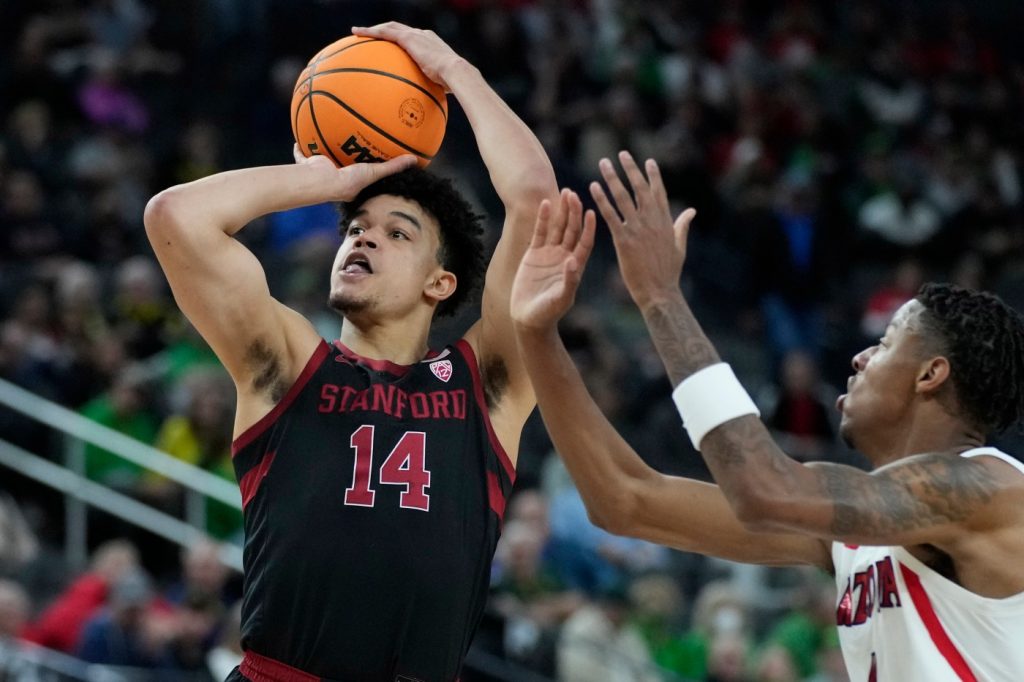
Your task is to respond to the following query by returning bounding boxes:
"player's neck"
[866,415,984,467]
[338,317,431,366]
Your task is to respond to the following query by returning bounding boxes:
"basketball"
[291,35,448,168]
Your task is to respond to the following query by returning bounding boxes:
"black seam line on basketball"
[308,91,345,167]
[292,90,309,144]
[316,38,382,67]
[308,67,447,122]
[307,44,344,167]
[312,90,435,160]
[295,38,381,95]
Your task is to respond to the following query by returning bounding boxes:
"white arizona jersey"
[832,447,1024,682]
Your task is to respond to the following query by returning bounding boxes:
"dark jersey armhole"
[232,340,331,456]
[454,339,516,483]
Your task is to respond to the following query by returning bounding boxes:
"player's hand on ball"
[341,154,418,199]
[295,144,416,201]
[351,22,464,90]
[589,152,697,310]
[511,189,595,332]
[292,143,321,165]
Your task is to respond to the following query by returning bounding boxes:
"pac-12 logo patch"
[429,359,453,382]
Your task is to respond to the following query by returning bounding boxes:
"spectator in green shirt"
[765,576,838,679]
[79,366,159,488]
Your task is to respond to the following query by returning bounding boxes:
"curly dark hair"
[915,283,1024,434]
[338,167,486,318]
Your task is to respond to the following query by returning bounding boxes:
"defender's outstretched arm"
[510,192,831,569]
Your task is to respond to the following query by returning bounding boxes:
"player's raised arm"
[589,151,1024,551]
[509,190,831,569]
[353,22,558,427]
[144,152,416,398]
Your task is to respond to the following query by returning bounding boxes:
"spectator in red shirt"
[22,539,138,653]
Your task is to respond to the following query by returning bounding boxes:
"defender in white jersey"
[508,151,1024,681]
[832,447,1024,681]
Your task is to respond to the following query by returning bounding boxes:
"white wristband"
[672,363,760,450]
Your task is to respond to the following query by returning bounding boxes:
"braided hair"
[915,283,1024,434]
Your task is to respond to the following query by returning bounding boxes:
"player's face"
[838,300,929,453]
[329,195,449,319]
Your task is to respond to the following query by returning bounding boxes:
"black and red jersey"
[230,338,515,682]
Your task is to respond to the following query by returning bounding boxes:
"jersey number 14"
[343,424,431,511]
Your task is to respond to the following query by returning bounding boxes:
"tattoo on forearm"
[640,291,1000,542]
[714,435,747,470]
[642,299,719,385]
[702,417,792,476]
[823,456,999,537]
[642,295,805,502]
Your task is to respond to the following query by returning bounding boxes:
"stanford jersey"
[832,447,1024,682]
[231,339,515,681]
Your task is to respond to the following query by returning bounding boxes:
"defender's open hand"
[589,151,696,310]
[511,189,595,332]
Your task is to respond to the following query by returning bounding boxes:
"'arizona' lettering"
[318,384,467,420]
[837,556,903,626]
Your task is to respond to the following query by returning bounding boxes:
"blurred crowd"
[1,531,242,681]
[2,0,1024,680]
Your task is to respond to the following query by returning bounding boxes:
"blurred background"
[2,0,1023,680]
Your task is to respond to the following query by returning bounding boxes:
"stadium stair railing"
[0,377,242,572]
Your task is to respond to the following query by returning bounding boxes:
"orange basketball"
[291,36,448,168]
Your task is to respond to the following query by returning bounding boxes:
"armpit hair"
[482,355,509,410]
[244,339,288,403]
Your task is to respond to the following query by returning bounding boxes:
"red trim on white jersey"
[899,562,978,682]
[832,448,1024,681]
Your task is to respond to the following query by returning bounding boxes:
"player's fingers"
[565,213,596,286]
[589,181,625,236]
[547,188,572,246]
[646,159,670,213]
[351,22,407,39]
[618,151,650,210]
[563,257,581,286]
[673,208,697,255]
[531,199,552,249]
[573,209,597,267]
[351,26,389,42]
[293,144,305,164]
[598,158,638,223]
[366,155,417,182]
[563,191,583,250]
[384,154,418,174]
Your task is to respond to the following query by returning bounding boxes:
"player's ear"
[916,355,951,395]
[425,269,456,305]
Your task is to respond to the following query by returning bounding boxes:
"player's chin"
[838,418,857,450]
[328,290,371,316]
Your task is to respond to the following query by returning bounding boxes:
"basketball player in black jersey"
[144,22,556,682]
